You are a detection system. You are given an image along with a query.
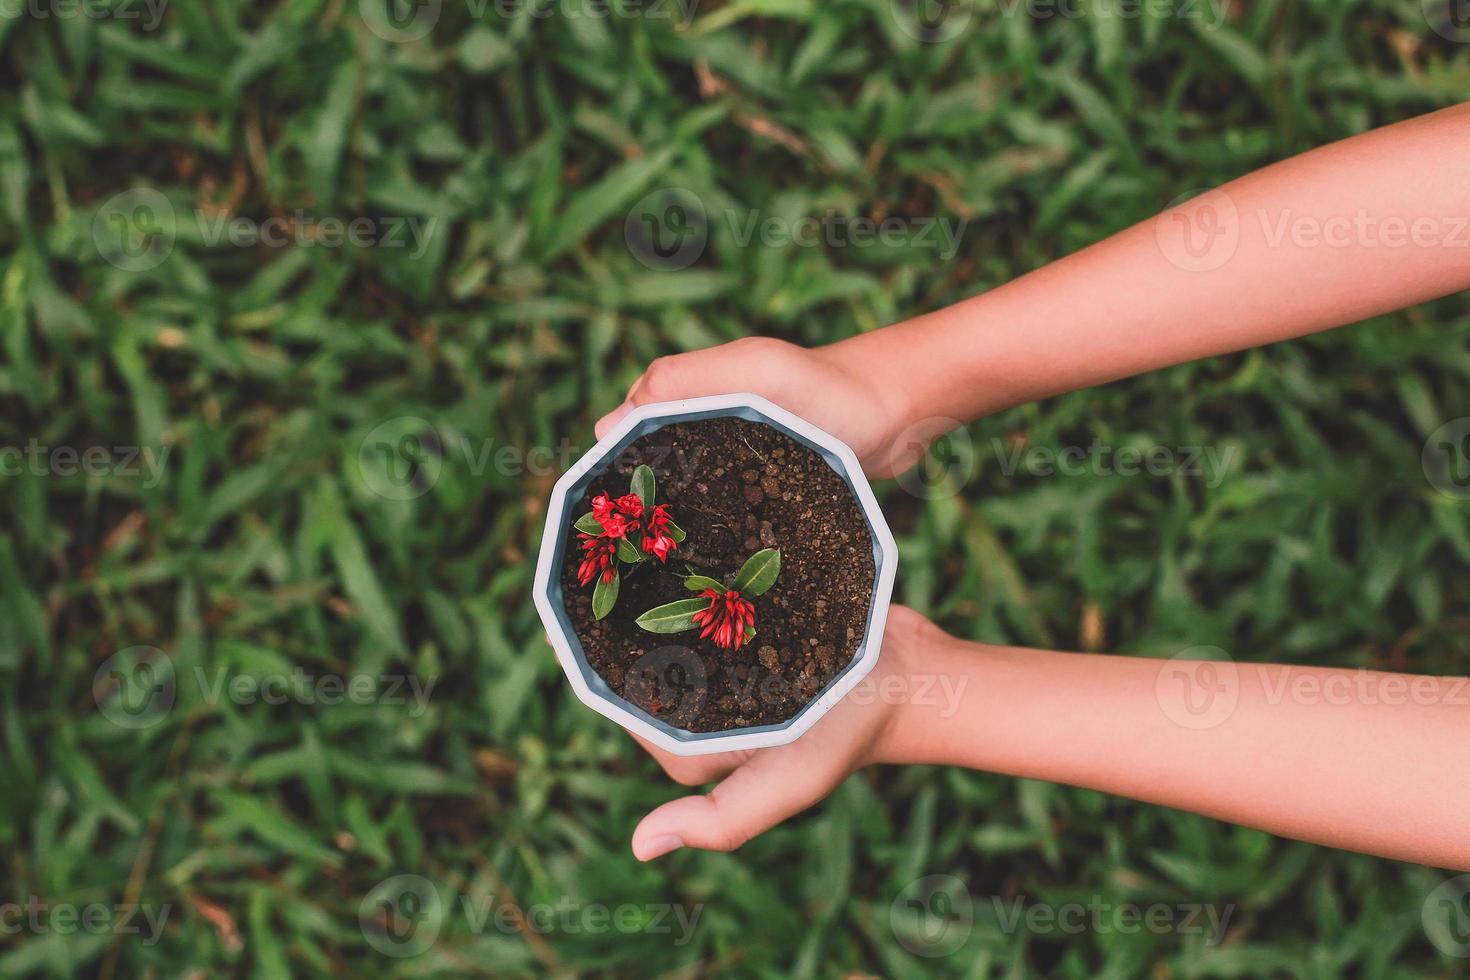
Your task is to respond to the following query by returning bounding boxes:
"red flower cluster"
[641,504,677,561]
[576,492,678,587]
[591,492,642,539]
[576,533,618,586]
[691,588,756,650]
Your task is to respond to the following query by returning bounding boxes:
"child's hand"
[627,605,943,860]
[595,337,925,478]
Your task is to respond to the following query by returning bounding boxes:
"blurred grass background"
[3,0,1470,976]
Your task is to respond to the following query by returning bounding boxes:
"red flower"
[691,589,756,650]
[576,533,618,586]
[640,504,677,562]
[591,493,616,523]
[614,494,644,519]
[590,492,644,539]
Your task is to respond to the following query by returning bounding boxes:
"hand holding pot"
[595,337,925,479]
[629,605,939,860]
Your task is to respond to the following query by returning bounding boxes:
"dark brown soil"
[560,417,877,733]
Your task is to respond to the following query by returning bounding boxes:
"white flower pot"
[533,393,898,756]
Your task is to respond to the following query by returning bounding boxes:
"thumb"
[630,749,846,860]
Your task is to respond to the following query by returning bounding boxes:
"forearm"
[829,101,1470,424]
[881,638,1470,870]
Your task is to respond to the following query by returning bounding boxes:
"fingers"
[594,339,794,439]
[628,732,745,787]
[631,746,847,860]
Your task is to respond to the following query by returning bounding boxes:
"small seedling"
[634,548,781,651]
[572,464,685,619]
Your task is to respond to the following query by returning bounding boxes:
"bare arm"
[827,100,1470,427]
[631,609,1470,871]
[600,102,1470,471]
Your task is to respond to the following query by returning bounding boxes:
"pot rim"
[533,392,898,756]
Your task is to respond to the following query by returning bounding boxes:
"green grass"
[3,0,1470,976]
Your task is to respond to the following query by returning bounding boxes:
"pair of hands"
[594,338,951,860]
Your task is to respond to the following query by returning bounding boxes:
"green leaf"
[744,625,756,642]
[592,571,619,620]
[684,575,726,593]
[616,538,644,563]
[666,520,686,543]
[731,548,781,596]
[574,512,603,535]
[631,464,655,510]
[634,597,712,634]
